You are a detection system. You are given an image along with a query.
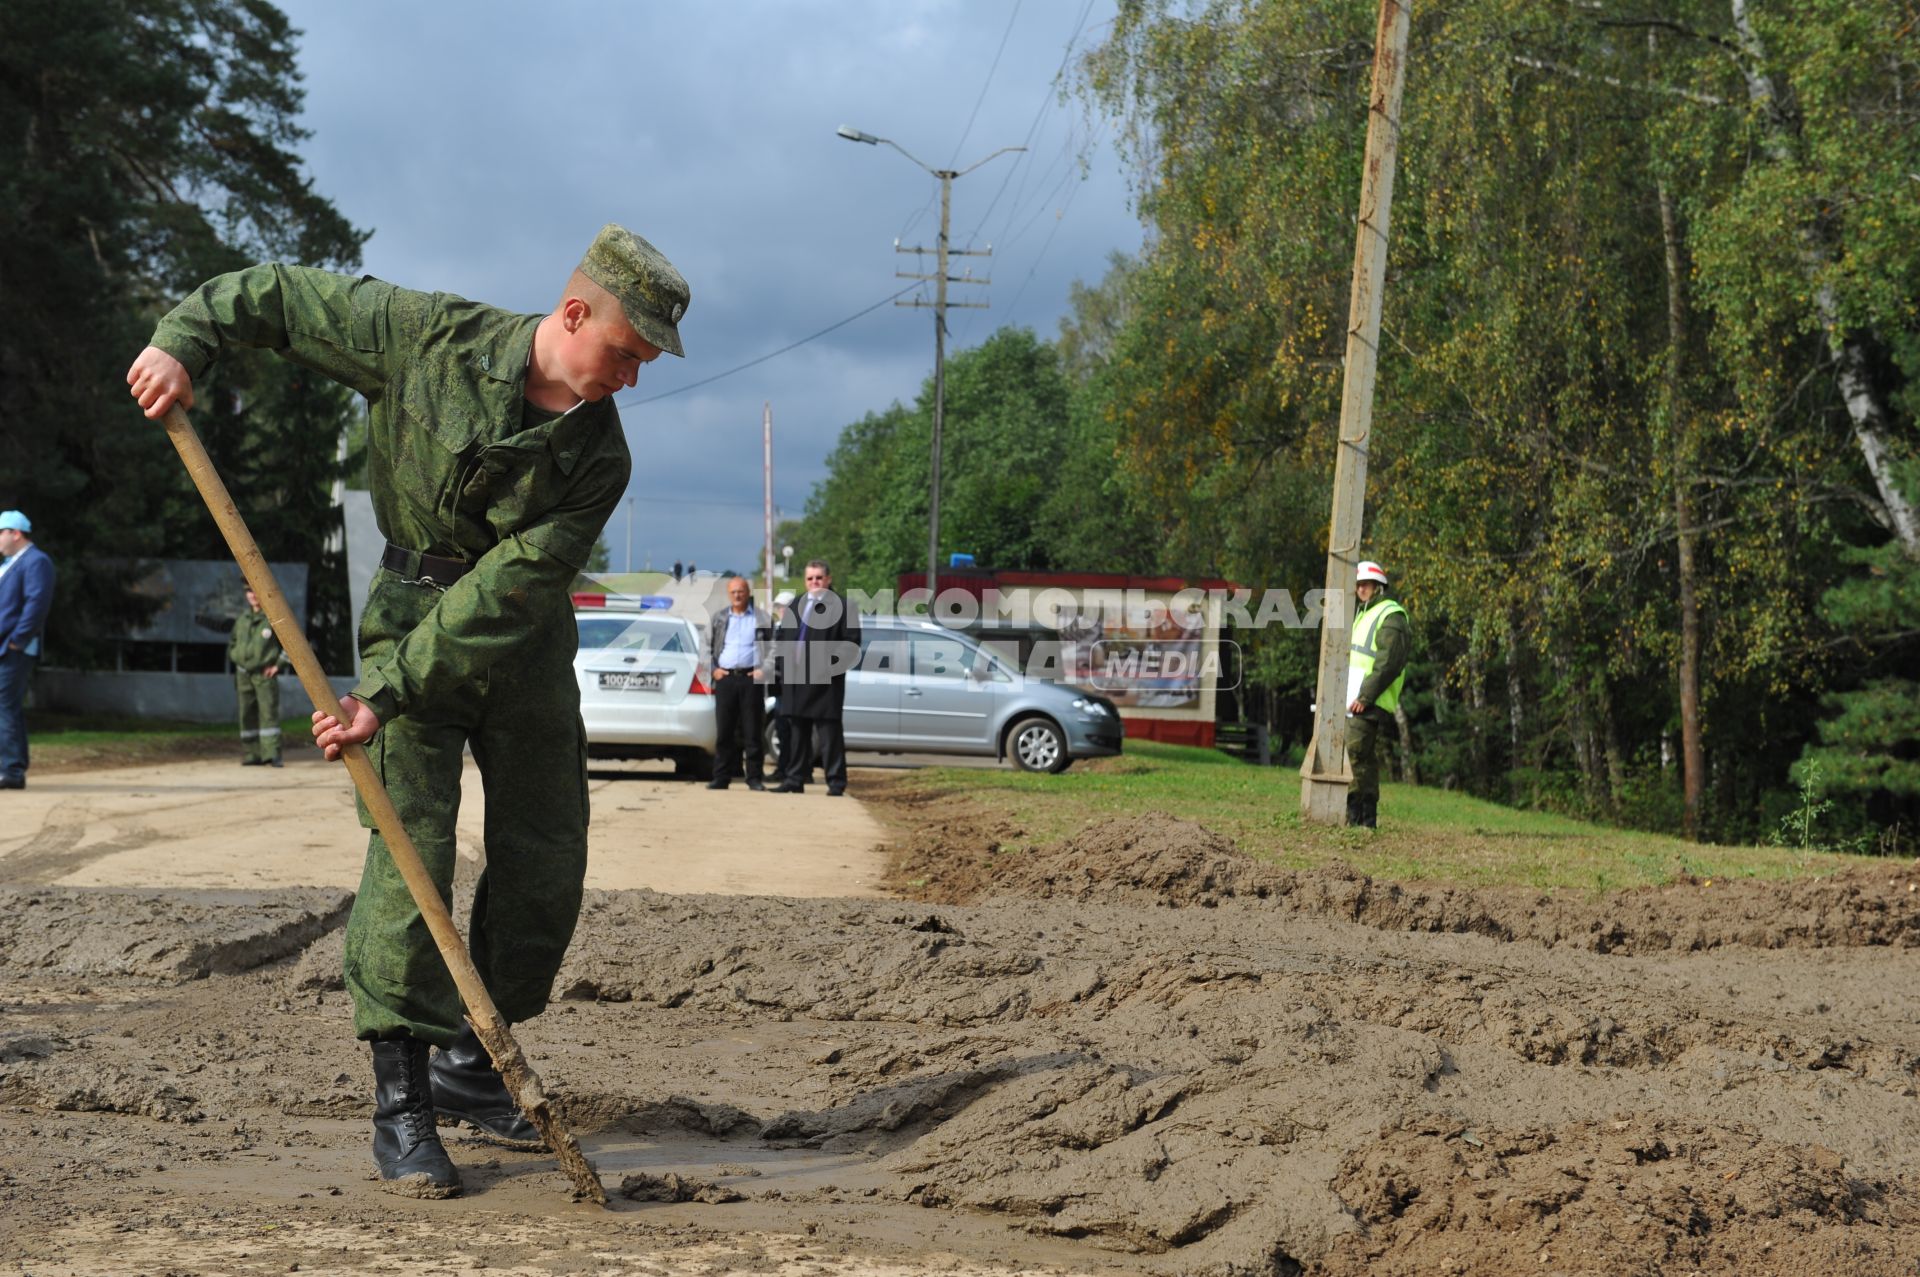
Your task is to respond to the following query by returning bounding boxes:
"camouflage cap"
[578,223,689,357]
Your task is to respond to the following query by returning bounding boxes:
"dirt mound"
[893,811,1920,954]
[0,886,352,980]
[1319,1117,1920,1276]
[13,778,1920,1276]
[983,812,1276,906]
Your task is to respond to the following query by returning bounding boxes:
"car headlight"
[1071,698,1112,718]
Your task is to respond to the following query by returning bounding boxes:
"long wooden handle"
[159,403,606,1205]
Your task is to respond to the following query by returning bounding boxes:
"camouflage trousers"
[235,670,281,763]
[1347,709,1394,799]
[343,570,589,1045]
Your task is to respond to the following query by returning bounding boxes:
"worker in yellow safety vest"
[1345,560,1410,828]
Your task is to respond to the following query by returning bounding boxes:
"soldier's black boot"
[430,1022,545,1150]
[370,1038,461,1198]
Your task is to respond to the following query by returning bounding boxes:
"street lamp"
[839,124,1023,600]
[781,543,794,580]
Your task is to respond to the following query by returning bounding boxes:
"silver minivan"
[769,616,1123,772]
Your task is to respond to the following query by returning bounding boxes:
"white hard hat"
[1356,560,1388,585]
[773,589,795,607]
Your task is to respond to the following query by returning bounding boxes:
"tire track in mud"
[0,801,176,886]
[1,786,347,886]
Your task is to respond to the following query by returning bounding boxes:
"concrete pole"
[1301,0,1412,824]
[929,170,952,603]
[763,401,775,608]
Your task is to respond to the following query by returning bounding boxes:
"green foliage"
[783,327,1147,595]
[775,1,1919,847]
[0,0,367,665]
[1059,0,1918,843]
[1796,540,1920,829]
[1766,760,1877,856]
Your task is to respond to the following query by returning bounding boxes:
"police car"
[573,593,716,779]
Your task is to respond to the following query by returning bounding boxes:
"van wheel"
[1009,716,1068,773]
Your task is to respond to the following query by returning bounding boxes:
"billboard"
[122,560,310,645]
[1056,595,1209,710]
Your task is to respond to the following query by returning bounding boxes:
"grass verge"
[887,741,1877,894]
[25,712,312,772]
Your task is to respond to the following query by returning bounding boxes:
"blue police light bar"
[572,592,676,611]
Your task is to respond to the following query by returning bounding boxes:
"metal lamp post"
[837,125,1022,600]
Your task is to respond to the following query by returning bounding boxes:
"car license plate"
[599,670,663,692]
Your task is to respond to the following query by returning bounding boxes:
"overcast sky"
[274,0,1144,575]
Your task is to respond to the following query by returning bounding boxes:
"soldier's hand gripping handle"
[312,696,382,761]
[127,346,196,419]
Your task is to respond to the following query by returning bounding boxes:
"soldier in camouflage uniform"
[227,587,285,767]
[127,225,690,1198]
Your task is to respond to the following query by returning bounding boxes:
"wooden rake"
[161,403,607,1206]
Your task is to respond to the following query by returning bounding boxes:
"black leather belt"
[722,665,758,674]
[381,543,473,589]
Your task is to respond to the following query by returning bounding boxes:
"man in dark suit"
[705,575,768,790]
[771,559,861,796]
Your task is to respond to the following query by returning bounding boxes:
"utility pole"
[1300,0,1412,825]
[624,496,634,577]
[837,126,1023,600]
[897,173,992,600]
[763,402,775,608]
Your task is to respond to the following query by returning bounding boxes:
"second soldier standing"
[227,587,285,767]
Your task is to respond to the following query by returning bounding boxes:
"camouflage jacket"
[151,265,631,723]
[226,606,285,676]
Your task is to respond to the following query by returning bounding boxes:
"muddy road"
[5,763,1920,1276]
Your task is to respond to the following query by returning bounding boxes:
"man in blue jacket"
[0,510,55,790]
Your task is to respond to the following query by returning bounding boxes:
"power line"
[620,282,921,407]
[957,114,1109,343]
[999,158,1094,326]
[996,128,1089,255]
[951,0,1023,166]
[896,183,941,244]
[964,0,1097,247]
[624,491,773,510]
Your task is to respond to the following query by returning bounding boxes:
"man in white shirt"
[705,575,768,790]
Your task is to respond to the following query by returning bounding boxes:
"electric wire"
[963,0,1097,247]
[620,282,922,407]
[958,113,1109,342]
[623,492,769,510]
[950,0,1023,166]
[952,0,1102,344]
[998,152,1096,325]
